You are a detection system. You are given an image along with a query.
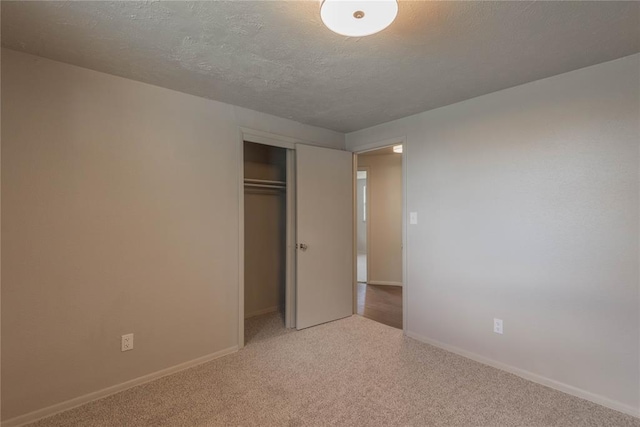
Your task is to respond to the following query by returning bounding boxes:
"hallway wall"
[357,153,403,286]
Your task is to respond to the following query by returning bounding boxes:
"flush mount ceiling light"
[393,145,403,153]
[320,0,398,37]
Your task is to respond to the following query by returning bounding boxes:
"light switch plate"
[410,212,418,225]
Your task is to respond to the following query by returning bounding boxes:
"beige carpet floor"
[30,313,639,426]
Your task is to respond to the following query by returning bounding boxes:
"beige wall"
[0,49,343,421]
[347,54,640,414]
[357,153,403,285]
[244,192,285,317]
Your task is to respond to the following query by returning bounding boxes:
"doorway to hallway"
[355,144,404,329]
[356,169,368,283]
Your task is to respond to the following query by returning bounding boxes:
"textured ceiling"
[2,1,639,133]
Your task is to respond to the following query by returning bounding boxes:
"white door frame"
[355,166,371,285]
[351,136,408,334]
[238,127,297,349]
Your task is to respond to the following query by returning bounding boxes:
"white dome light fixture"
[320,0,398,37]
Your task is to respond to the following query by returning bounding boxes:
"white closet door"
[296,144,353,330]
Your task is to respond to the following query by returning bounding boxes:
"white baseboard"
[367,281,402,287]
[405,331,639,419]
[245,306,280,319]
[2,346,239,427]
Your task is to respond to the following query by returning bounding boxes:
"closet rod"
[244,178,286,186]
[244,183,286,189]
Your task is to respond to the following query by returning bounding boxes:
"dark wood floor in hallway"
[356,282,402,329]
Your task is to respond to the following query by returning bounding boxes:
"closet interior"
[243,141,287,338]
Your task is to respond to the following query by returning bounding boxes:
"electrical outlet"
[493,318,503,335]
[121,333,134,351]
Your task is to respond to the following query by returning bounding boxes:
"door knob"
[299,243,308,251]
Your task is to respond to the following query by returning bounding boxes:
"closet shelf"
[244,178,286,189]
[244,183,286,190]
[244,178,286,186]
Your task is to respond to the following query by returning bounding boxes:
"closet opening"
[243,141,293,345]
